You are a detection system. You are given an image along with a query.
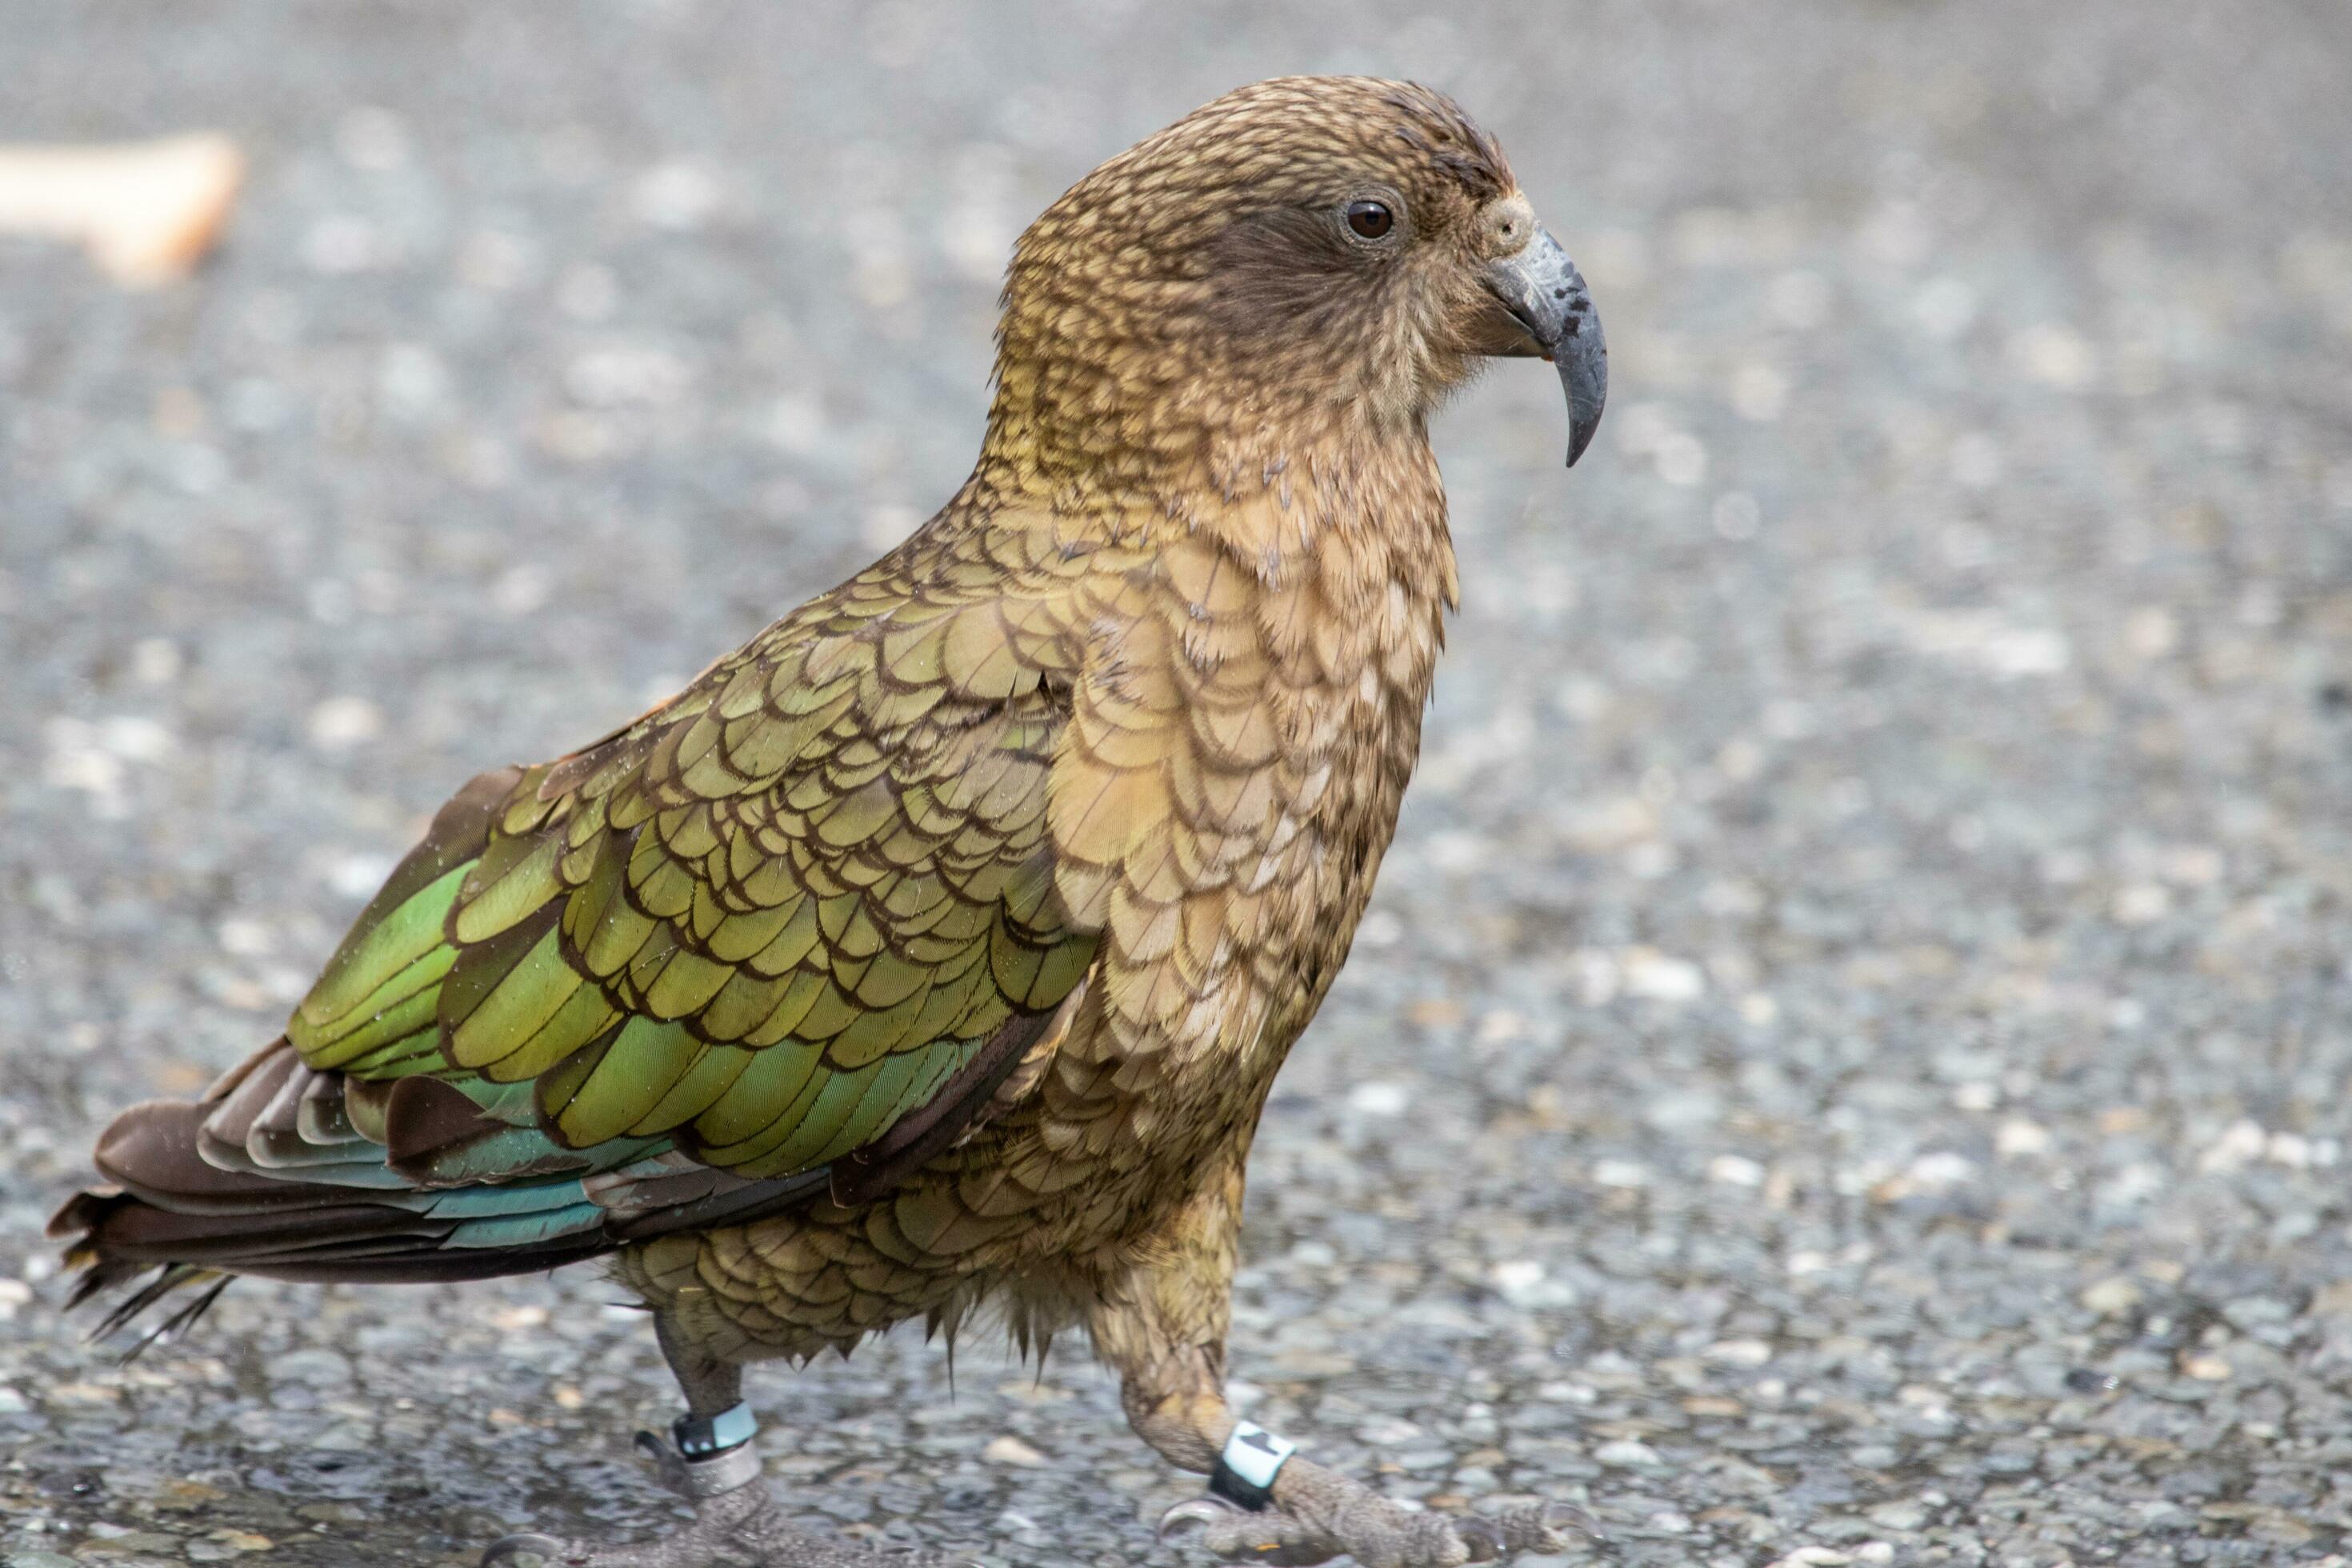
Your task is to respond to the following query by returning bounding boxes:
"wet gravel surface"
[6,2,2352,1564]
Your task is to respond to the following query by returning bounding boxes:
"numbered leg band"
[1208,1422,1298,1512]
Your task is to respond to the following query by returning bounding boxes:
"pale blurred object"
[0,132,244,285]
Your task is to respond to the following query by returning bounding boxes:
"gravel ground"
[6,2,2352,1565]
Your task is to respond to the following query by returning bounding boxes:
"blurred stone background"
[4,2,2351,1564]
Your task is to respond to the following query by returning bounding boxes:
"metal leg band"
[680,1438,763,1498]
[668,1402,762,1498]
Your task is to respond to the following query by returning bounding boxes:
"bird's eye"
[1346,200,1394,240]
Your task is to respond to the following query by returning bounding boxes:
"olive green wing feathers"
[52,543,1117,1294]
[287,560,1095,1196]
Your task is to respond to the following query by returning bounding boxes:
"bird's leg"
[481,1310,970,1568]
[1092,1166,1594,1567]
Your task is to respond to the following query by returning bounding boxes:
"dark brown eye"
[1346,200,1394,240]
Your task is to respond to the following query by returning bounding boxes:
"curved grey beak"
[1484,227,1608,467]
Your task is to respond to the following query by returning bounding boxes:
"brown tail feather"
[94,1098,374,1213]
[54,1005,987,1342]
[50,1051,620,1343]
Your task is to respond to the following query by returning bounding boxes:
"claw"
[1538,1500,1601,1540]
[1456,1518,1509,1562]
[1452,1498,1609,1561]
[1158,1495,1245,1542]
[1474,1498,1602,1557]
[481,1533,571,1567]
[631,1427,692,1494]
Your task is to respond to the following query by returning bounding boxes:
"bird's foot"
[1159,1456,1596,1568]
[482,1431,972,1568]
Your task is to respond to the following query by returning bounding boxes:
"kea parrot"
[55,75,1607,1568]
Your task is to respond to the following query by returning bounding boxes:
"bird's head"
[985,75,1606,491]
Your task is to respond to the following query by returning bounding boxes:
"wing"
[55,522,1159,1299]
[286,532,1096,1206]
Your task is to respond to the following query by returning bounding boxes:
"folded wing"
[58,533,1104,1296]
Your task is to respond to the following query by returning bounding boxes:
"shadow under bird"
[54,76,1606,1568]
